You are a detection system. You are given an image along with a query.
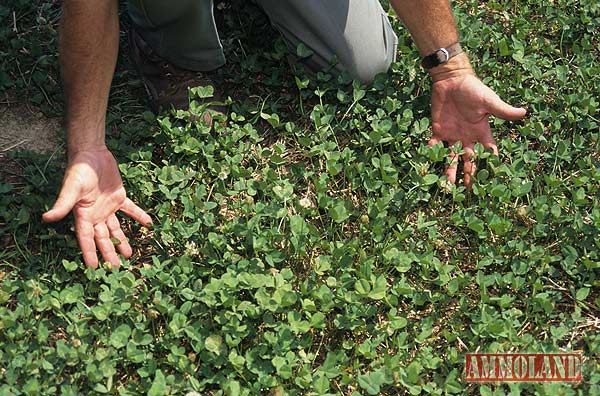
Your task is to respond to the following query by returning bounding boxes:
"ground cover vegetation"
[0,0,599,395]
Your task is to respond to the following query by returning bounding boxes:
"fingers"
[107,215,132,258]
[444,146,477,187]
[42,178,81,223]
[486,94,527,121]
[71,196,148,269]
[120,198,153,227]
[440,142,492,187]
[76,220,99,269]
[94,223,121,268]
[428,137,442,148]
[462,146,476,188]
[76,214,134,269]
[445,148,460,184]
[483,142,499,156]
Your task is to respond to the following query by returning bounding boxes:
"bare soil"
[0,104,63,154]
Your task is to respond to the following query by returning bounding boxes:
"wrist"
[66,124,107,159]
[428,53,475,82]
[67,144,108,162]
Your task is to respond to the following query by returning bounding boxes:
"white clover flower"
[184,241,200,256]
[299,197,313,208]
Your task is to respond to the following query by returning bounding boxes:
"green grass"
[1,0,599,395]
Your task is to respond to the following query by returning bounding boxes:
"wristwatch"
[421,43,463,69]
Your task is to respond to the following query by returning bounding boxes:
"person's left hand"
[428,71,527,187]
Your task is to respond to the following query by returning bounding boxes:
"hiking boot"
[128,28,225,116]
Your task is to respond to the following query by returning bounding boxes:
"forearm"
[60,0,119,155]
[390,0,474,80]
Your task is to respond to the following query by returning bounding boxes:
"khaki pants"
[128,0,398,83]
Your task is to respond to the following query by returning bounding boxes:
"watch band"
[422,43,463,69]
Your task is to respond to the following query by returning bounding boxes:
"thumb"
[486,94,527,121]
[42,180,81,223]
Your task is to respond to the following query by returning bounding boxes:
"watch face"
[423,47,452,69]
[435,48,450,64]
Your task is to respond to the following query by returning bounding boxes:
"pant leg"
[127,0,225,71]
[255,0,398,84]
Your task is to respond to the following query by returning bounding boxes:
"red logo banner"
[465,353,583,382]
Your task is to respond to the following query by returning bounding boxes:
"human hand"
[428,70,527,187]
[42,148,152,268]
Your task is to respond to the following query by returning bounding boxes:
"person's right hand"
[42,148,152,268]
